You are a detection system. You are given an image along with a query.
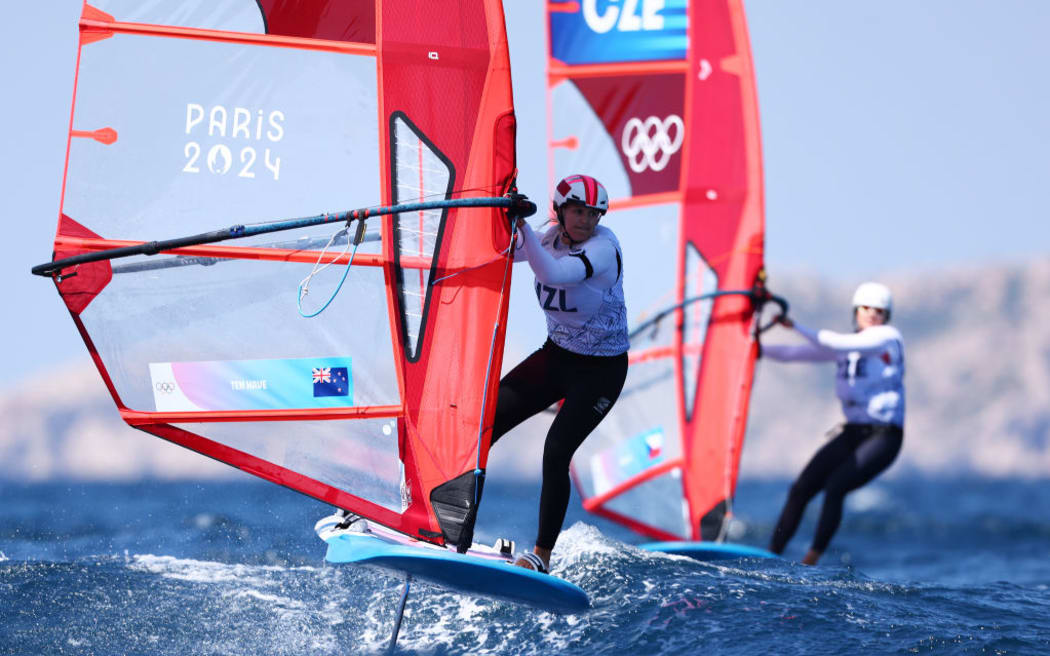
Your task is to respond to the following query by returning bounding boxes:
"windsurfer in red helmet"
[762,282,905,565]
[489,174,630,574]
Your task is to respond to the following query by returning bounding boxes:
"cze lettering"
[535,282,578,312]
[183,103,284,181]
[583,0,665,34]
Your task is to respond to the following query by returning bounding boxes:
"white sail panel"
[549,80,632,200]
[77,256,399,412]
[65,32,380,243]
[603,472,689,540]
[175,418,403,511]
[89,0,265,32]
[682,243,717,418]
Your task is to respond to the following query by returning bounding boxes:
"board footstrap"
[517,552,549,574]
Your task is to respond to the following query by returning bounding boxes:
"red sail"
[44,0,518,548]
[550,0,765,541]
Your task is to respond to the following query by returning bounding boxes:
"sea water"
[1,477,1048,655]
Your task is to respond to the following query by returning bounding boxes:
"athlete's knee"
[821,481,850,506]
[823,469,866,500]
[541,443,574,477]
[542,422,590,470]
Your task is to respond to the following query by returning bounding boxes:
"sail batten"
[79,17,378,55]
[120,405,403,424]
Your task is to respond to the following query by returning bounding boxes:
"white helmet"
[552,174,609,215]
[852,282,892,320]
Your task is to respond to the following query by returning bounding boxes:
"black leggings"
[491,340,628,550]
[769,423,903,555]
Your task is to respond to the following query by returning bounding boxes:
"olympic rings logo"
[621,115,684,173]
[155,382,176,394]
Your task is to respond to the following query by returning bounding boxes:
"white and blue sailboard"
[316,515,588,613]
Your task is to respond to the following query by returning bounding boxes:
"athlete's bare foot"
[801,549,822,566]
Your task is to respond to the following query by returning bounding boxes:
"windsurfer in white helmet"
[488,174,629,574]
[762,282,905,565]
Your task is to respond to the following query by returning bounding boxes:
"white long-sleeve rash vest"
[764,322,905,427]
[514,222,629,357]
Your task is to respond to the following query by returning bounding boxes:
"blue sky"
[4,1,1049,389]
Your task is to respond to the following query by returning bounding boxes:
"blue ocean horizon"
[2,476,1048,654]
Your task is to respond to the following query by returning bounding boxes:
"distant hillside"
[2,259,1047,481]
[1,362,232,481]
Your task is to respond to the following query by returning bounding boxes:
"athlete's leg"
[809,426,903,555]
[534,355,628,552]
[769,427,856,554]
[490,347,564,447]
[492,347,565,571]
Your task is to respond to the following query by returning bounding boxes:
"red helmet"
[552,174,609,215]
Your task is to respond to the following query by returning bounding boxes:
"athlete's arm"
[518,222,612,285]
[511,224,529,263]
[794,322,899,355]
[763,342,837,362]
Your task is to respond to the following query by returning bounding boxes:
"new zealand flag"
[312,366,349,397]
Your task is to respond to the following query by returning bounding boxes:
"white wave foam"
[221,588,307,609]
[549,522,631,566]
[125,555,408,652]
[127,554,321,587]
[390,592,559,656]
